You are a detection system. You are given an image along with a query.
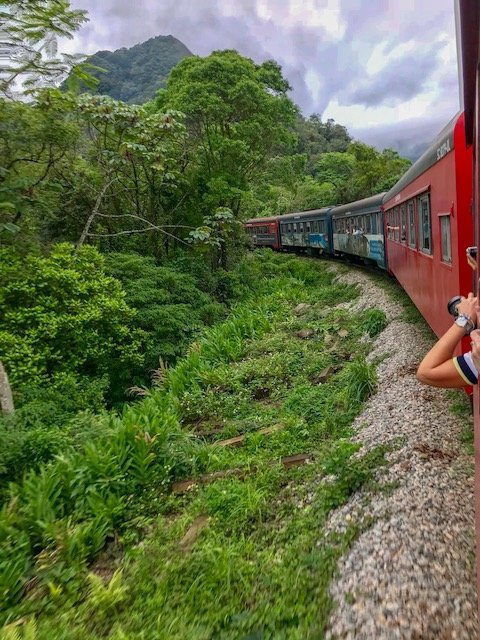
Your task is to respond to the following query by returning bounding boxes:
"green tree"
[296,114,352,174]
[0,0,90,98]
[0,89,79,239]
[0,243,143,394]
[66,94,188,258]
[105,252,225,385]
[347,142,411,200]
[314,144,411,203]
[153,50,297,226]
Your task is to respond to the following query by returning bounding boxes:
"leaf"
[1,222,21,234]
[0,202,16,211]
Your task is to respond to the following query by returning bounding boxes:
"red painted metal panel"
[384,113,473,343]
[244,217,280,250]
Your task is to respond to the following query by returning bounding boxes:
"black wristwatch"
[455,313,475,335]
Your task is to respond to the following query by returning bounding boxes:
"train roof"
[275,207,331,222]
[455,0,479,145]
[331,193,385,217]
[244,216,278,224]
[382,113,460,205]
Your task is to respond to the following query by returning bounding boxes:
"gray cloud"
[67,0,459,158]
[342,44,442,108]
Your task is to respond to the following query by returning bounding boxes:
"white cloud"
[60,0,460,157]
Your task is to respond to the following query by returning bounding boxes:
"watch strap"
[455,313,475,335]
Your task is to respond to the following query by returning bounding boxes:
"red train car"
[383,112,473,339]
[244,216,280,250]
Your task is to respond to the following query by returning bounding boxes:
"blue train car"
[331,194,387,269]
[277,208,333,255]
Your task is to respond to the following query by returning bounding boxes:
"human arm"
[416,294,477,388]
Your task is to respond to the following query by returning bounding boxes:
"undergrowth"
[1,252,392,639]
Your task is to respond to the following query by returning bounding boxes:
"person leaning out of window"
[417,293,480,387]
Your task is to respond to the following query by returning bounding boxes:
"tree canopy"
[153,50,298,222]
[0,0,90,98]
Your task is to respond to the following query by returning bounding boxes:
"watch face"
[456,315,468,327]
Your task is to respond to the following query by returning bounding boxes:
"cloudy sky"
[63,0,460,159]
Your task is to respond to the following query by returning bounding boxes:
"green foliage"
[0,243,143,394]
[71,35,192,104]
[104,252,225,395]
[154,49,297,233]
[0,618,37,640]
[0,252,393,636]
[340,357,378,403]
[0,91,80,241]
[86,570,127,618]
[0,0,89,97]
[296,114,352,174]
[360,308,388,337]
[0,391,195,617]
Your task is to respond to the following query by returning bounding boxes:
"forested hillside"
[0,2,413,635]
[74,35,193,104]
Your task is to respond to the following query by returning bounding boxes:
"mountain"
[81,35,192,104]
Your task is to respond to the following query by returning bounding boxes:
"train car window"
[418,194,432,254]
[407,201,416,248]
[319,220,325,234]
[400,205,407,243]
[394,207,400,242]
[299,223,304,232]
[440,215,452,263]
[306,222,311,233]
[365,215,371,234]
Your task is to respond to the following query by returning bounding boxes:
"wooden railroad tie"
[171,453,313,494]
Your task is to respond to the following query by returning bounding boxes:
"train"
[245,112,473,340]
[247,0,480,610]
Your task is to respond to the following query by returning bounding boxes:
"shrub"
[360,308,388,338]
[104,253,226,397]
[0,244,144,395]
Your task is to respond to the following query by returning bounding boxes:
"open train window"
[440,214,452,263]
[400,205,407,243]
[418,194,431,254]
[407,201,416,248]
[393,207,400,242]
[306,222,311,233]
[319,220,325,234]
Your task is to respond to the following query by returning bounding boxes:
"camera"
[447,295,463,318]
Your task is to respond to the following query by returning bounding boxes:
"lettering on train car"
[436,137,452,161]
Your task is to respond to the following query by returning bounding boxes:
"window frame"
[400,205,407,243]
[439,213,452,264]
[418,193,432,254]
[407,200,416,248]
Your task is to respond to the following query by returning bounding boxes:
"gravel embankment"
[325,266,479,640]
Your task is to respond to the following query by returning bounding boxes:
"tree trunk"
[0,361,14,415]
[77,175,116,248]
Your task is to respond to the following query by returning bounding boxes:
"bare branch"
[87,225,191,246]
[77,175,117,248]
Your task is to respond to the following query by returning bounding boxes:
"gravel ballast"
[325,266,479,640]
